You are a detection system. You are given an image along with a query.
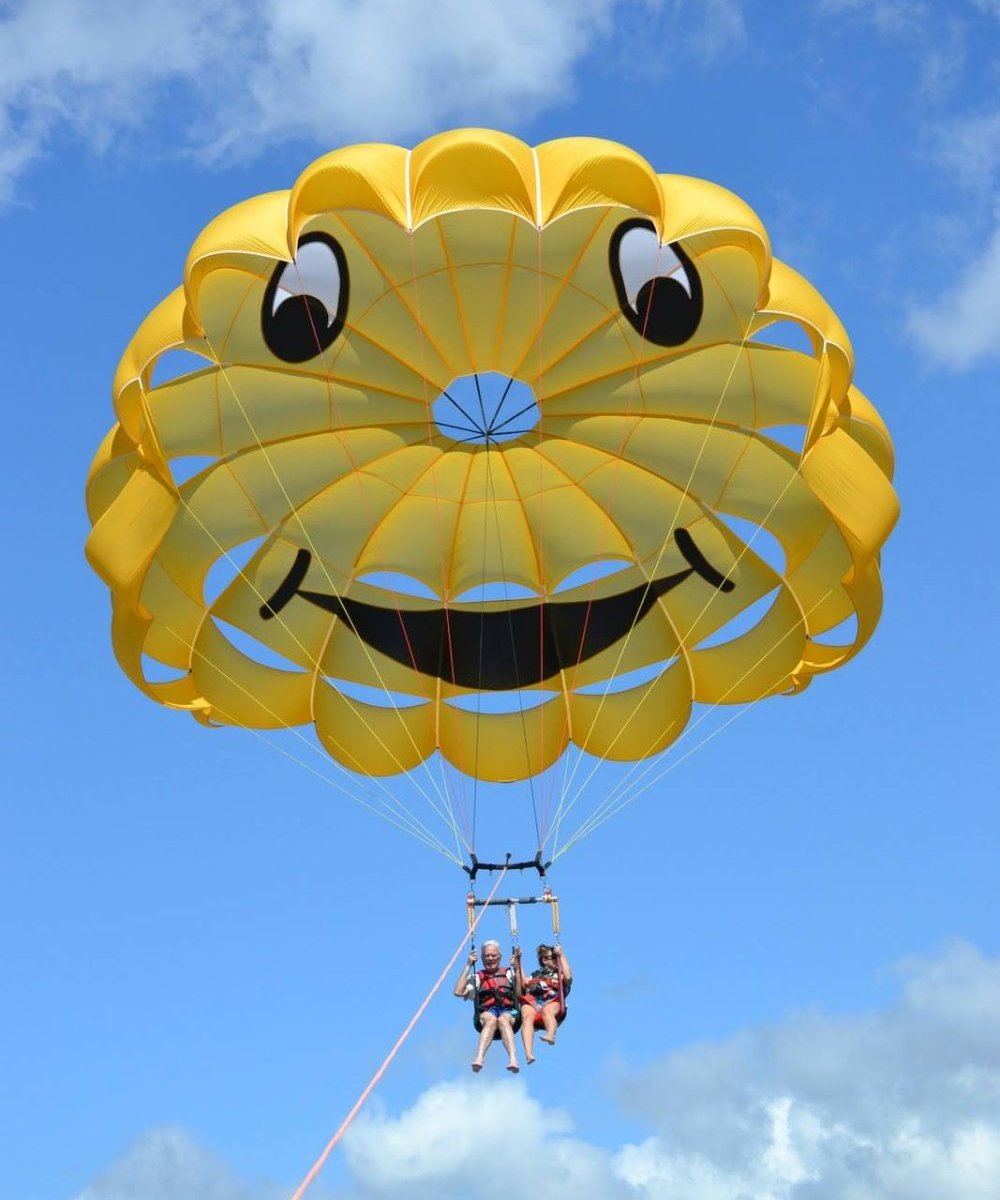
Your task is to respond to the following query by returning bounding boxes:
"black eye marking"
[610,218,703,347]
[261,232,349,363]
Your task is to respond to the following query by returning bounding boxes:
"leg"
[472,1015,497,1071]
[520,1004,537,1063]
[497,1013,519,1072]
[539,1001,559,1045]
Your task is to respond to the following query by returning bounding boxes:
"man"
[454,939,520,1073]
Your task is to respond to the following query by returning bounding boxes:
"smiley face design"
[86,130,898,781]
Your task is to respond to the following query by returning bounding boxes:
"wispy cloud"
[907,213,1000,367]
[0,1,755,204]
[75,943,1000,1200]
[0,0,617,202]
[72,1125,284,1200]
[815,0,1000,369]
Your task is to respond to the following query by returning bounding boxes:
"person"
[454,939,521,1073]
[517,943,572,1064]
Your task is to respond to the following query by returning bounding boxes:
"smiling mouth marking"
[259,528,734,690]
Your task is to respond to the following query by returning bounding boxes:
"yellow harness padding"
[86,129,898,781]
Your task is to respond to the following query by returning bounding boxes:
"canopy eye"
[262,233,348,362]
[610,219,702,347]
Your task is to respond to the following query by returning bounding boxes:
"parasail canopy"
[86,129,897,816]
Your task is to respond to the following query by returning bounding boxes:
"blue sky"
[3,1,1000,1197]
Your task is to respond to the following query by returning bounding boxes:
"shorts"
[481,1004,515,1020]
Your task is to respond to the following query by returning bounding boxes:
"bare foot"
[471,1061,483,1073]
[540,1034,555,1045]
[506,1062,519,1073]
[526,1054,536,1065]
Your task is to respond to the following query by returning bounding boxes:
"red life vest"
[523,964,562,1004]
[476,967,517,1010]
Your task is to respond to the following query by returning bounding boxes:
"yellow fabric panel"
[662,520,784,649]
[149,368,424,463]
[759,258,851,368]
[321,616,439,699]
[86,434,138,525]
[86,462,179,592]
[690,587,806,702]
[845,384,895,478]
[570,661,692,761]
[656,173,770,276]
[410,129,537,226]
[447,492,541,596]
[561,598,681,690]
[757,259,853,448]
[800,428,899,566]
[783,521,853,612]
[110,594,206,708]
[536,137,664,227]
[137,558,207,668]
[439,700,569,782]
[191,619,312,728]
[499,449,634,589]
[715,435,831,560]
[535,440,706,567]
[315,683,435,775]
[113,287,195,442]
[184,191,293,318]
[290,143,409,231]
[577,414,748,511]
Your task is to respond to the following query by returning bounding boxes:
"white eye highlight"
[272,238,343,325]
[616,223,692,309]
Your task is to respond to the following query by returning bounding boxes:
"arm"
[513,946,525,994]
[555,947,573,986]
[454,949,477,998]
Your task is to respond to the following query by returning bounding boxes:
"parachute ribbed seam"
[550,256,759,828]
[404,149,413,231]
[164,469,462,844]
[510,210,614,382]
[197,305,463,839]
[557,428,847,852]
[157,571,456,858]
[331,210,455,376]
[534,440,696,851]
[403,219,469,851]
[557,582,836,857]
[483,447,542,835]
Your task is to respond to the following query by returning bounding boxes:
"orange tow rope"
[288,866,509,1200]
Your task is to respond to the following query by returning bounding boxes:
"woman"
[518,943,572,1064]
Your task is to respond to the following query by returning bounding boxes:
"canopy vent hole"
[432,372,539,444]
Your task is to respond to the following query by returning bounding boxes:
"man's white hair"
[481,940,501,953]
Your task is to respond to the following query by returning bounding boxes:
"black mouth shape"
[259,529,734,691]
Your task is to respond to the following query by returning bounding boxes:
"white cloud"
[680,0,746,58]
[816,0,931,38]
[72,1126,277,1200]
[0,1,755,203]
[0,0,617,202]
[907,213,1000,368]
[931,110,1000,193]
[76,943,1000,1200]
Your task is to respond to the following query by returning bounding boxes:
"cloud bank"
[75,942,1000,1200]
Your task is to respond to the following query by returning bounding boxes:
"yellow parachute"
[86,129,897,799]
